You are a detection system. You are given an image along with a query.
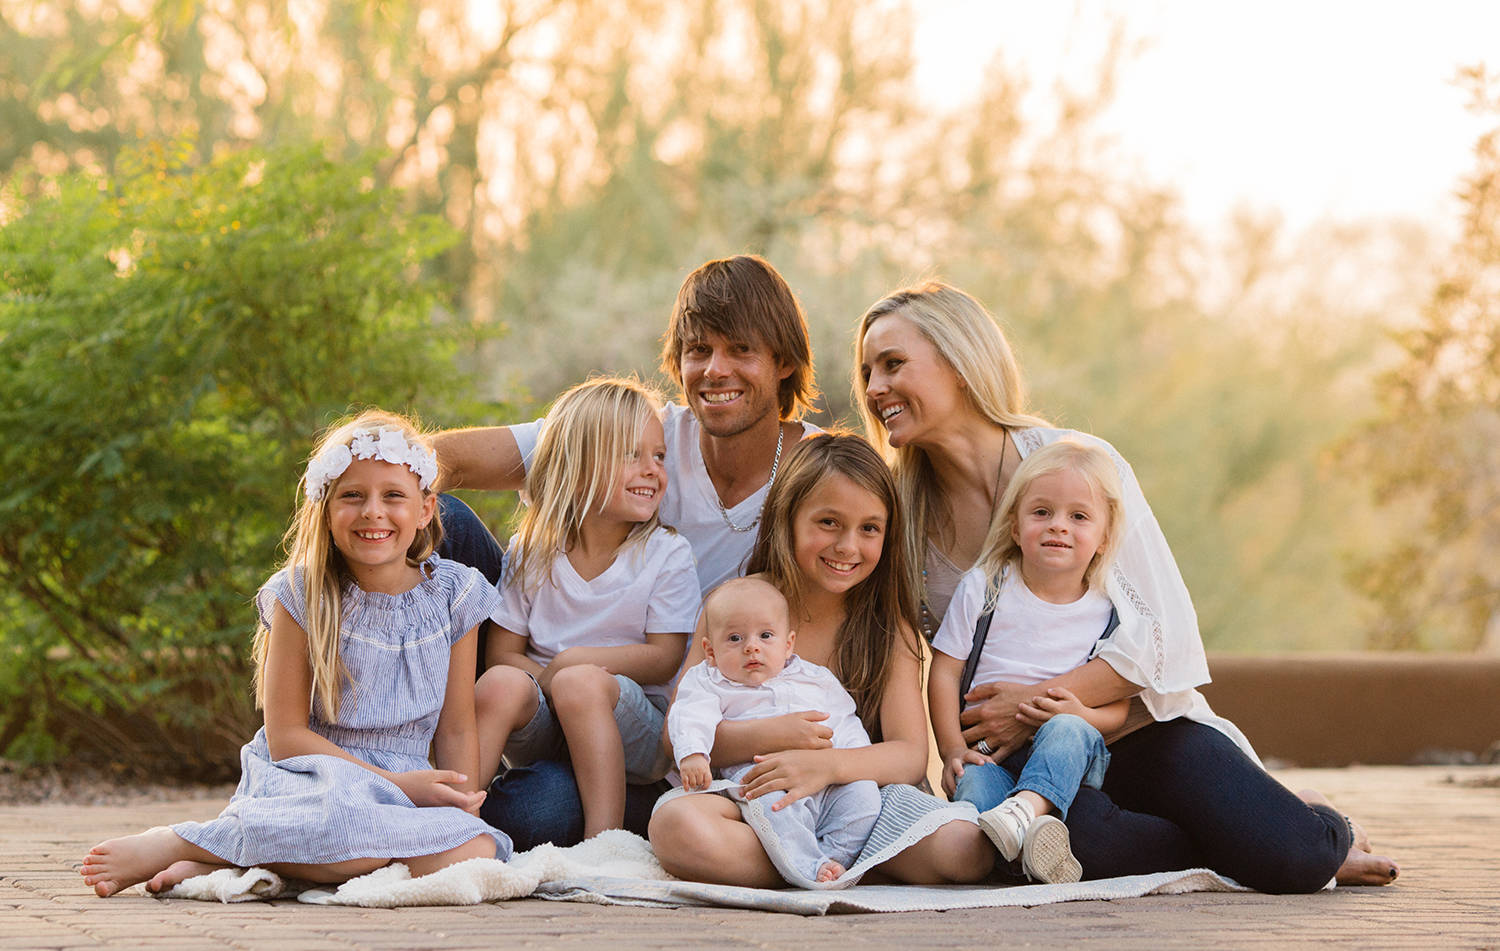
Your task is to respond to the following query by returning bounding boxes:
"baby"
[669,577,881,884]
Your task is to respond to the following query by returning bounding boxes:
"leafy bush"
[0,142,465,776]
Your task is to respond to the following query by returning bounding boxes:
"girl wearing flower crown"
[81,410,510,897]
[473,378,699,839]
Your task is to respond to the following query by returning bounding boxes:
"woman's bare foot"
[80,827,193,897]
[816,859,845,883]
[1336,846,1399,885]
[1297,789,1398,885]
[146,860,226,894]
[1298,788,1378,853]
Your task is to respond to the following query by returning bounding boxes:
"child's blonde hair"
[253,409,443,720]
[511,377,665,596]
[746,433,922,732]
[974,439,1124,601]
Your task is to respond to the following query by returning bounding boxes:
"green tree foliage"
[1349,67,1500,650]
[0,143,460,773]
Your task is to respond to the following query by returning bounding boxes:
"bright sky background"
[912,0,1500,237]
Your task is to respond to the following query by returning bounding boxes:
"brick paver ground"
[3,765,1495,950]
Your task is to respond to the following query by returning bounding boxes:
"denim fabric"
[436,494,505,584]
[955,713,1108,819]
[479,759,665,851]
[1064,718,1353,893]
[436,493,506,679]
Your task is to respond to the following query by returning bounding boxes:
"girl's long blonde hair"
[853,282,1050,606]
[745,433,922,734]
[511,377,665,596]
[252,410,443,720]
[974,439,1125,603]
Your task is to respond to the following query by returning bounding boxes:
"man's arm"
[433,426,527,492]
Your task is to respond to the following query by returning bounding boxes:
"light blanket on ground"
[149,829,1249,913]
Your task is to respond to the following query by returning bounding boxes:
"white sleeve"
[811,666,871,749]
[1088,441,1211,695]
[645,535,702,633]
[490,539,533,637]
[931,568,986,662]
[509,417,545,473]
[667,664,725,764]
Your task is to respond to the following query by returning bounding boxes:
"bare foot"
[79,827,192,898]
[1336,846,1399,886]
[1297,788,1373,852]
[146,860,226,894]
[816,859,845,883]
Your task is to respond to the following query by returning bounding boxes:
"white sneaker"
[1020,814,1083,884]
[976,796,1034,863]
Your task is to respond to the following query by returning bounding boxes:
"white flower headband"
[304,427,439,502]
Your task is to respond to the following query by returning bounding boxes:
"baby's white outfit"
[669,655,881,881]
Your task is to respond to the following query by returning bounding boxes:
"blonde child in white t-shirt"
[670,577,880,885]
[929,439,1133,884]
[473,378,700,839]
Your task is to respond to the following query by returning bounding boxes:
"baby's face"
[705,595,793,686]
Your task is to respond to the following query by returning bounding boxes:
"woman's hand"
[940,748,990,798]
[753,711,835,752]
[393,769,487,814]
[959,681,1039,760]
[739,749,839,808]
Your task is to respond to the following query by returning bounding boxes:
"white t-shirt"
[493,526,701,701]
[668,654,870,769]
[933,569,1113,712]
[512,404,819,592]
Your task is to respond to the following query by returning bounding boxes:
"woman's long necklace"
[919,434,1009,640]
[714,424,784,533]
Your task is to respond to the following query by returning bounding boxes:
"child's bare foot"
[79,827,191,897]
[816,859,845,883]
[146,860,225,894]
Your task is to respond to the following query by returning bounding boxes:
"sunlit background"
[3,0,1499,771]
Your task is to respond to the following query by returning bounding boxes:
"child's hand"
[679,754,712,791]
[941,749,989,798]
[1017,686,1088,724]
[393,769,487,814]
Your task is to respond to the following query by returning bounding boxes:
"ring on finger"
[976,739,994,756]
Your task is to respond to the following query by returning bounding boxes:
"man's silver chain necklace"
[715,425,784,533]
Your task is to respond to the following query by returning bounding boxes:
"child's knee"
[549,665,618,712]
[475,666,536,718]
[1037,713,1100,746]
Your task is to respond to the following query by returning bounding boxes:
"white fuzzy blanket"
[148,830,1249,913]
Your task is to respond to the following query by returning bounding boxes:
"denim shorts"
[504,672,671,784]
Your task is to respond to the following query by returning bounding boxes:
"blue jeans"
[1063,718,1353,893]
[480,760,666,851]
[955,713,1108,820]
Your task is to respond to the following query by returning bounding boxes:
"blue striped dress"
[171,556,512,866]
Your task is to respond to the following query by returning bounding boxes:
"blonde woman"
[855,282,1397,891]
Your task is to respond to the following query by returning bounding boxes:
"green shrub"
[0,142,466,777]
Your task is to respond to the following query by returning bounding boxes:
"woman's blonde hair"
[852,282,1049,603]
[253,409,443,720]
[975,439,1125,598]
[511,377,665,596]
[745,433,922,733]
